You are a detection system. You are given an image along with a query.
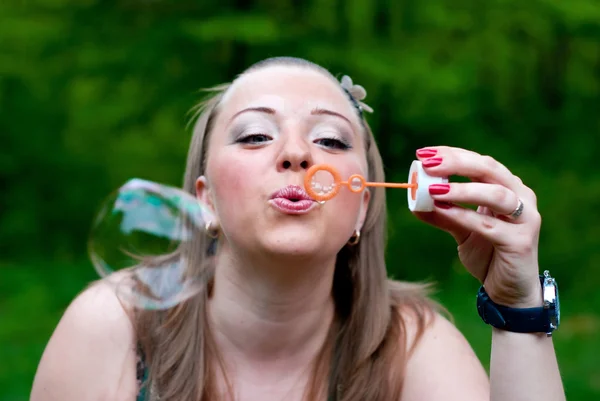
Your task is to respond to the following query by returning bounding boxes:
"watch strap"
[476,277,551,334]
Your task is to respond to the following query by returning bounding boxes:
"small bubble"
[350,177,363,191]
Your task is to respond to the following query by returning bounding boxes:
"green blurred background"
[1,0,599,400]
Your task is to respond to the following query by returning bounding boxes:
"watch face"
[555,282,560,327]
[548,279,560,330]
[543,271,560,331]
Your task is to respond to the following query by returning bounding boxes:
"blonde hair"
[133,57,438,401]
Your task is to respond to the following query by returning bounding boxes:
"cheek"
[335,160,368,205]
[325,185,365,232]
[207,153,256,215]
[327,160,369,227]
[332,191,364,218]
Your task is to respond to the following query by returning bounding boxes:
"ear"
[356,188,371,231]
[195,176,219,221]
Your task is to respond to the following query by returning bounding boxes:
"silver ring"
[510,198,524,218]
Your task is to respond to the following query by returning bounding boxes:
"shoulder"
[398,305,490,401]
[30,279,139,401]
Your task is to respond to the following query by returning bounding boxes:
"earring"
[205,221,219,239]
[347,229,360,246]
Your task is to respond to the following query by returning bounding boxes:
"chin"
[259,230,335,259]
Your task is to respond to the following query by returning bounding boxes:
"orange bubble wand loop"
[304,164,419,202]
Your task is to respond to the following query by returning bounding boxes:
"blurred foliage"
[1,0,599,400]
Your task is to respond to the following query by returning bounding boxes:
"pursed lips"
[268,185,316,214]
[270,185,314,202]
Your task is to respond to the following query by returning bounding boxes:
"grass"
[1,260,598,401]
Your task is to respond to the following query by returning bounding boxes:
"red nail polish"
[429,184,450,195]
[416,148,437,158]
[422,157,443,168]
[434,200,453,209]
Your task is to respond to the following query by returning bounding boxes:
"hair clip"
[340,75,374,113]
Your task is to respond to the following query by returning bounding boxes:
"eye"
[315,137,352,150]
[236,134,272,145]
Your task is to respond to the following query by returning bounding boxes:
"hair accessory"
[340,75,374,113]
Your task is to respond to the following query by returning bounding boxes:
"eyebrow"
[229,106,352,126]
[230,106,276,122]
[310,107,352,126]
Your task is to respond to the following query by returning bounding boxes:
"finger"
[428,182,526,221]
[428,201,516,246]
[416,146,521,192]
[413,204,471,244]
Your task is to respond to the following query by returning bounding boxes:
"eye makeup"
[226,107,356,151]
[310,123,354,150]
[229,115,278,144]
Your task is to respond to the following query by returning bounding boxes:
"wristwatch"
[476,270,560,337]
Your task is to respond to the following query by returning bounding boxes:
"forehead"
[219,65,359,121]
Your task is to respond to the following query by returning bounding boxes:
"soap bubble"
[310,169,337,197]
[88,178,216,310]
[349,176,364,192]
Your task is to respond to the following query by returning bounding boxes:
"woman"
[30,57,565,401]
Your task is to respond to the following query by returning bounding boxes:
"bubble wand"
[304,160,449,212]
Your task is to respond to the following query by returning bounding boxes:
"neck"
[209,246,336,370]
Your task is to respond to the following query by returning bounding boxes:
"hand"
[412,146,543,308]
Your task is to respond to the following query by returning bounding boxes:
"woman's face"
[197,65,370,259]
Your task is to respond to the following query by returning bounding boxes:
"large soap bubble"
[88,178,216,310]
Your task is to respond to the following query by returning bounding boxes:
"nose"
[276,134,313,172]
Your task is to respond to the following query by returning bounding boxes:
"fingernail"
[416,148,437,158]
[422,157,443,168]
[434,200,453,209]
[429,184,450,195]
